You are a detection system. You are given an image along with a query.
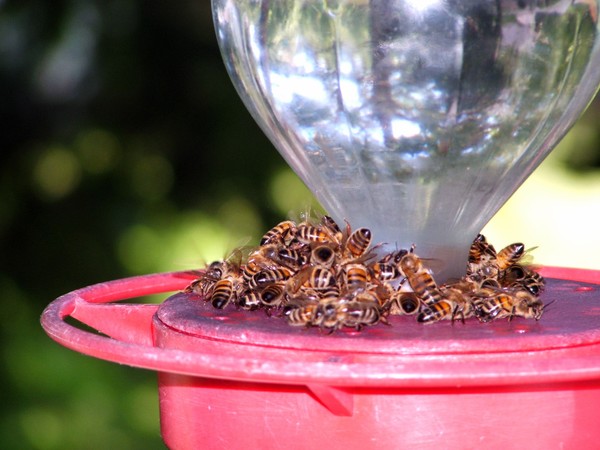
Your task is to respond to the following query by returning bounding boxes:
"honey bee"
[313,284,341,301]
[295,224,334,245]
[249,267,293,289]
[474,290,545,322]
[477,277,502,290]
[386,291,421,315]
[260,220,296,246]
[185,276,214,298]
[185,261,227,297]
[371,261,401,282]
[284,301,318,327]
[468,234,496,265]
[343,227,372,259]
[259,283,286,308]
[310,245,336,268]
[499,265,545,296]
[313,300,343,331]
[498,264,527,284]
[288,266,337,294]
[370,281,394,306]
[242,248,283,283]
[237,291,261,310]
[398,252,442,307]
[446,286,475,322]
[343,263,371,291]
[521,270,545,296]
[340,300,384,330]
[417,299,453,324]
[210,278,237,309]
[416,283,475,324]
[273,247,309,271]
[466,234,498,279]
[320,215,343,244]
[496,242,525,271]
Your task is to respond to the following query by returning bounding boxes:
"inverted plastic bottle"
[212,0,600,281]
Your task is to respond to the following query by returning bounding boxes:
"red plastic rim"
[41,267,600,388]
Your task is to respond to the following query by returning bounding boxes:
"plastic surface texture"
[41,267,600,449]
[212,0,600,280]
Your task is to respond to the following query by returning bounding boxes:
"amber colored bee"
[343,263,371,291]
[474,290,545,322]
[295,224,334,245]
[310,245,336,268]
[496,242,525,271]
[284,301,318,327]
[249,267,293,289]
[466,234,498,278]
[417,299,453,324]
[307,266,337,289]
[289,266,337,294]
[185,276,214,298]
[210,278,236,309]
[259,283,286,308]
[416,284,473,324]
[260,220,296,246]
[340,300,384,330]
[399,252,442,307]
[274,247,309,271]
[237,291,261,310]
[386,291,421,315]
[468,234,496,265]
[313,300,342,331]
[521,270,545,296]
[242,248,283,283]
[478,277,502,290]
[444,286,475,323]
[313,285,341,301]
[370,281,394,306]
[343,227,372,259]
[499,265,546,296]
[371,261,400,282]
[320,215,343,244]
[185,261,226,297]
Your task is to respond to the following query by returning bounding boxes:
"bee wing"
[226,244,256,264]
[520,246,539,267]
[420,257,446,274]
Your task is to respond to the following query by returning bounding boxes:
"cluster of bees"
[184,215,546,332]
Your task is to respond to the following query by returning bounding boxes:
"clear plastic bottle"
[213,0,600,280]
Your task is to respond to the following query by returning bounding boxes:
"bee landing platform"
[42,267,600,449]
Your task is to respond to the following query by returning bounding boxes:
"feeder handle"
[40,271,214,377]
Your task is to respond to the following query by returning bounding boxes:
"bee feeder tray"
[41,267,600,449]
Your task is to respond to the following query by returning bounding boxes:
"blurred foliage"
[0,2,599,449]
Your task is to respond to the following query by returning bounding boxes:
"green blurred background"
[1,2,599,449]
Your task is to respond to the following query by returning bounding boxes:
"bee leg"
[451,305,465,325]
[508,306,516,322]
[380,315,391,326]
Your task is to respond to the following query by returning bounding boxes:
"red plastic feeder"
[41,267,600,449]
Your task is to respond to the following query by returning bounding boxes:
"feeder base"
[158,372,600,450]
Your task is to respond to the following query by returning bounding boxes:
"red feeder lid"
[41,267,600,388]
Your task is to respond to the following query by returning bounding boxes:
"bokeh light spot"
[117,213,234,274]
[269,168,319,216]
[217,196,262,242]
[32,146,82,200]
[130,154,174,201]
[124,384,159,434]
[19,407,63,449]
[117,224,163,274]
[75,128,121,174]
